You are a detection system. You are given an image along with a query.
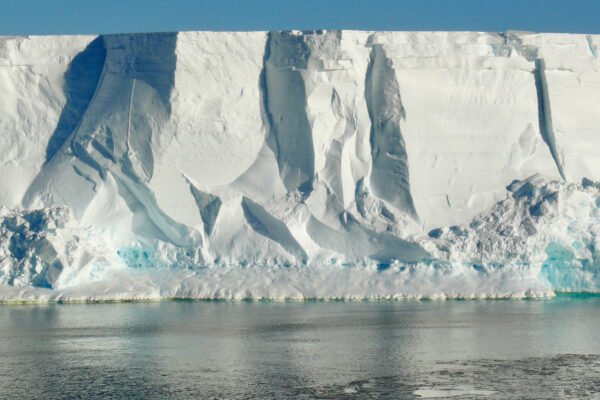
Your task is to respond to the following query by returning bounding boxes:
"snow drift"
[0,30,599,300]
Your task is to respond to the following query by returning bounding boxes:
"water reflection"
[0,297,598,398]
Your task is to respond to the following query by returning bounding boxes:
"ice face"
[0,31,599,299]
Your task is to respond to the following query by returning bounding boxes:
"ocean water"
[0,296,599,399]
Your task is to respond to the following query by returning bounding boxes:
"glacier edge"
[0,30,599,299]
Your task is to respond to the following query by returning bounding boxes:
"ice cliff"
[0,30,599,300]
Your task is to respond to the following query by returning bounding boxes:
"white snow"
[0,30,599,300]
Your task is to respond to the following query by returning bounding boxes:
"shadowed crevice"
[260,31,314,196]
[45,36,106,164]
[189,183,222,237]
[364,44,417,219]
[586,35,597,57]
[242,197,307,261]
[533,59,565,180]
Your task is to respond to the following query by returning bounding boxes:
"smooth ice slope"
[0,30,599,299]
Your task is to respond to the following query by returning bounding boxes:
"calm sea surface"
[0,296,599,399]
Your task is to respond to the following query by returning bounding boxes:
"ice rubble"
[0,30,599,299]
[0,206,123,290]
[424,175,600,293]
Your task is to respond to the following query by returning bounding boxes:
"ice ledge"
[0,263,556,302]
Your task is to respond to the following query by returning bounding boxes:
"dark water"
[0,296,599,399]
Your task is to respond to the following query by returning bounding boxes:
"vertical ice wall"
[0,35,97,207]
[0,31,599,267]
[384,31,568,229]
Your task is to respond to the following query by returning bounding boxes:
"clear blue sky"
[1,0,599,36]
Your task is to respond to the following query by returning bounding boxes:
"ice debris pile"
[0,206,122,290]
[0,30,599,299]
[424,175,600,292]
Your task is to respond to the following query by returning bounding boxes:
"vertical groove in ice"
[533,58,566,180]
[364,43,417,219]
[586,35,597,57]
[261,32,314,196]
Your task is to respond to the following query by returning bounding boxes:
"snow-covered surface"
[0,30,599,300]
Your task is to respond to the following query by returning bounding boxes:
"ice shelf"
[0,30,599,299]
